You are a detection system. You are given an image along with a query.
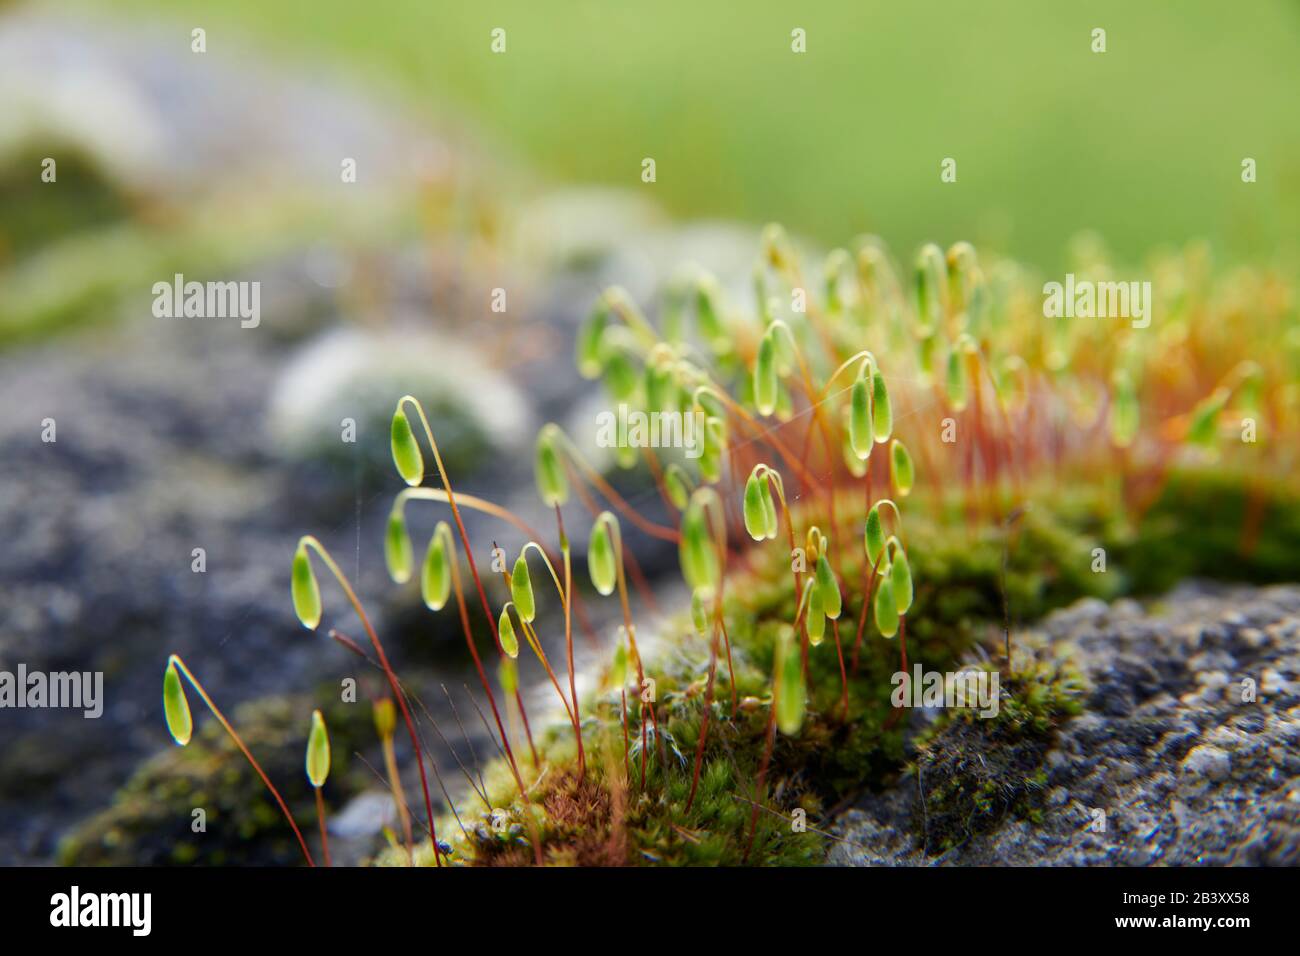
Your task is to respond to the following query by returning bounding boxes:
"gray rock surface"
[830,583,1300,866]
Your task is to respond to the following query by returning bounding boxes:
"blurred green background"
[83,0,1300,271]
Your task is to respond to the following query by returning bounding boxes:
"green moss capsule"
[695,274,727,349]
[373,698,396,740]
[384,509,413,584]
[535,428,569,507]
[864,506,885,567]
[576,299,609,379]
[588,516,618,596]
[874,571,899,638]
[664,465,691,510]
[891,440,915,497]
[163,657,192,746]
[498,606,520,658]
[511,554,535,623]
[499,656,518,695]
[761,478,778,540]
[945,347,968,411]
[872,369,893,443]
[891,549,913,615]
[390,407,423,486]
[603,348,639,403]
[609,639,628,689]
[849,371,873,460]
[1110,370,1139,448]
[754,331,778,416]
[775,629,805,736]
[291,544,322,630]
[815,552,842,620]
[915,243,946,334]
[1187,387,1229,448]
[691,587,712,637]
[743,472,769,541]
[306,709,330,788]
[421,525,452,611]
[679,500,719,592]
[806,581,826,646]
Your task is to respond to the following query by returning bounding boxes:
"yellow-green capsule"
[695,274,727,349]
[840,408,866,478]
[291,544,322,630]
[864,506,886,567]
[849,372,873,461]
[815,553,842,620]
[806,581,826,646]
[872,370,893,443]
[691,587,712,637]
[775,629,805,736]
[163,657,192,746]
[576,300,609,379]
[588,516,618,596]
[535,428,569,507]
[390,407,423,486]
[891,440,915,497]
[664,465,691,511]
[1187,387,1228,448]
[891,549,913,615]
[384,509,413,584]
[609,639,628,689]
[679,501,719,591]
[699,417,725,484]
[915,243,946,333]
[1110,371,1139,448]
[603,349,639,403]
[499,656,518,696]
[306,709,330,788]
[498,606,519,658]
[874,572,899,638]
[646,362,676,415]
[761,478,778,540]
[421,525,452,611]
[511,554,535,623]
[743,472,769,541]
[373,698,396,739]
[945,348,968,411]
[754,331,778,416]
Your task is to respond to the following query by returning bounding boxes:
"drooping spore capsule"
[306,709,331,788]
[292,544,322,630]
[511,553,536,623]
[390,407,424,486]
[163,657,193,746]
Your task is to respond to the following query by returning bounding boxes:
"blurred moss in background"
[88,0,1300,271]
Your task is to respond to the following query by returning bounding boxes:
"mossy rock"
[58,692,374,866]
[379,467,1297,866]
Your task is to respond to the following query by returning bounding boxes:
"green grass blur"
[63,0,1300,270]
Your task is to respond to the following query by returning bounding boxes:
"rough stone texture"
[831,583,1300,866]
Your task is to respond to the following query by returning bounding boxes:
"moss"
[907,640,1085,855]
[58,692,373,866]
[370,464,1298,867]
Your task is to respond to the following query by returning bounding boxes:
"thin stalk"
[168,656,314,866]
[399,397,538,765]
[379,725,415,865]
[299,536,441,867]
[554,506,586,783]
[314,788,332,867]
